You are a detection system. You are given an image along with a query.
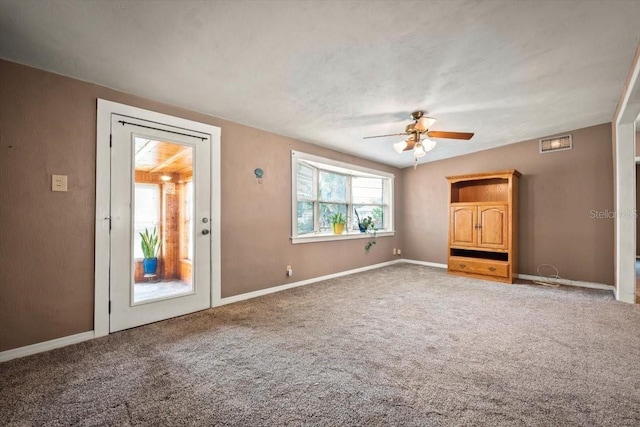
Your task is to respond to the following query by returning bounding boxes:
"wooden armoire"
[446,170,520,284]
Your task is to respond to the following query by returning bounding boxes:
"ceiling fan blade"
[403,139,417,151]
[426,131,474,140]
[363,132,408,139]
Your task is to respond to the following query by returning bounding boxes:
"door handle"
[202,229,210,235]
[488,267,496,272]
[459,264,466,268]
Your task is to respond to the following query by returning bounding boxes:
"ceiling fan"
[363,111,474,160]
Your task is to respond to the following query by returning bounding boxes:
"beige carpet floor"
[1,264,639,426]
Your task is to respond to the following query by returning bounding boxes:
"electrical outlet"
[393,248,397,255]
[397,249,402,255]
[52,174,67,192]
[286,265,293,277]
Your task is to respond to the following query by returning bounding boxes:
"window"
[133,183,161,258]
[292,150,394,243]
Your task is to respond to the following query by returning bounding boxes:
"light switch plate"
[52,175,68,192]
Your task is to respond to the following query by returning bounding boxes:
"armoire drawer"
[448,257,509,278]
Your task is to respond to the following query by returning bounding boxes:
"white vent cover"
[540,134,572,153]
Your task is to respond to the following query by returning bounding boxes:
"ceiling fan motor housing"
[411,111,424,121]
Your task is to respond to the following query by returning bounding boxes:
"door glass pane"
[132,137,194,304]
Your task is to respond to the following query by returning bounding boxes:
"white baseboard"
[398,258,615,292]
[516,273,614,292]
[217,259,404,306]
[0,331,95,363]
[2,261,404,362]
[1,259,620,362]
[400,259,448,269]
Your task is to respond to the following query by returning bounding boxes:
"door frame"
[95,99,222,337]
[613,44,639,304]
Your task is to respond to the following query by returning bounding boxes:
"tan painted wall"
[0,60,403,351]
[402,123,614,285]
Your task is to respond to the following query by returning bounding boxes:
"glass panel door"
[109,114,211,333]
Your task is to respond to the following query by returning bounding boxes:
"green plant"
[140,227,161,259]
[330,211,346,225]
[354,209,377,251]
[364,238,377,252]
[360,216,375,230]
[354,209,375,231]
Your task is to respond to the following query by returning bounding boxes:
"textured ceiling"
[1,0,639,168]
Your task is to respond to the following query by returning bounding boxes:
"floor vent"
[540,134,572,153]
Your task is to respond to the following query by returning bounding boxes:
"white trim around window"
[291,150,395,244]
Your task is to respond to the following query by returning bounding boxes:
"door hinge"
[109,134,112,147]
[109,300,111,314]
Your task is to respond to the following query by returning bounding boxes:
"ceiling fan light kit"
[393,140,408,153]
[421,138,437,152]
[413,144,427,158]
[364,110,475,163]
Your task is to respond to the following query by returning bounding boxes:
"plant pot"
[143,257,158,276]
[332,223,345,234]
[358,225,367,233]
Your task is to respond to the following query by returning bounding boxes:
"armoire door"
[478,205,508,250]
[450,205,478,247]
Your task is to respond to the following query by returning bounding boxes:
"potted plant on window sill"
[140,227,162,277]
[330,212,346,235]
[354,209,377,251]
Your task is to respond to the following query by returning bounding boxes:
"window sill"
[291,230,395,244]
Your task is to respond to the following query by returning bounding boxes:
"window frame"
[291,150,395,244]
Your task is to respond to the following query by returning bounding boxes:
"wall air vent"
[539,134,572,154]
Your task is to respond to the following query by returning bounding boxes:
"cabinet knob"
[459,264,466,268]
[488,267,496,272]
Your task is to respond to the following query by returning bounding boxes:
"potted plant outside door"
[140,227,162,276]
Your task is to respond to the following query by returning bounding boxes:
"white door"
[110,115,211,332]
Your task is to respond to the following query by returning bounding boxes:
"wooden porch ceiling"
[134,138,193,173]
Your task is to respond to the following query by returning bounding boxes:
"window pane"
[353,205,384,230]
[352,177,383,204]
[297,163,314,200]
[318,171,347,202]
[319,203,348,232]
[297,202,314,234]
[134,184,161,258]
